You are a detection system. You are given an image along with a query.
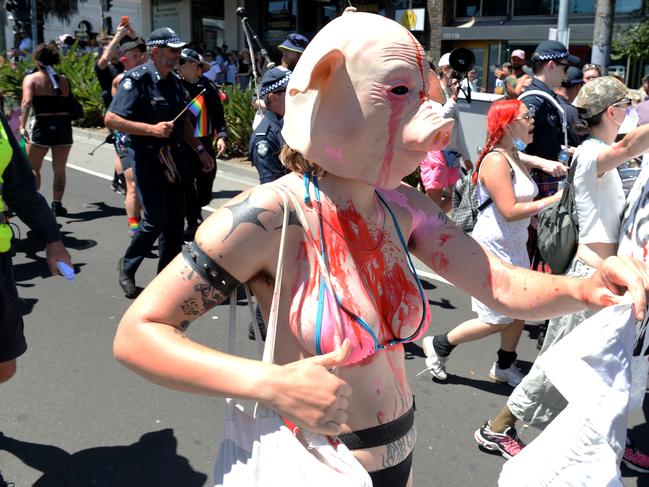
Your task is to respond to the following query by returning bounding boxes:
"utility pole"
[592,0,615,74]
[556,0,570,46]
[30,0,37,44]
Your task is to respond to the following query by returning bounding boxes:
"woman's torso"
[248,175,428,471]
[472,149,538,264]
[572,138,625,267]
[28,71,71,116]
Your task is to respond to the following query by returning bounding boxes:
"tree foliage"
[612,19,649,61]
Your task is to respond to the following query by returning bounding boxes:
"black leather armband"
[182,241,241,292]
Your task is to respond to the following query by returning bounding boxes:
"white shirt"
[573,138,625,244]
[204,61,221,82]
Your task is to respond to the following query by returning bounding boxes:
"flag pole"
[172,88,207,124]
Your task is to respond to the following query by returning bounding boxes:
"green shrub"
[0,48,103,127]
[220,85,255,157]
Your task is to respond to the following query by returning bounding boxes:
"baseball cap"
[180,48,210,73]
[531,40,580,65]
[438,52,451,67]
[561,67,584,87]
[259,66,292,98]
[278,33,309,53]
[145,27,186,48]
[574,76,634,119]
[118,36,146,56]
[511,49,526,60]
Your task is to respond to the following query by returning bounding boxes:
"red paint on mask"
[430,251,449,271]
[438,233,451,247]
[380,92,406,187]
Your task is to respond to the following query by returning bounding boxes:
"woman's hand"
[581,256,649,320]
[262,339,352,435]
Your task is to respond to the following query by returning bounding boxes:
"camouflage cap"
[574,76,633,118]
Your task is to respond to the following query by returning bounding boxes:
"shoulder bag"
[213,185,372,487]
[68,92,84,121]
[536,159,579,275]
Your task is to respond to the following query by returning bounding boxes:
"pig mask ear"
[283,48,346,162]
[288,48,345,96]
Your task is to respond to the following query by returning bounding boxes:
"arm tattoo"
[222,193,275,241]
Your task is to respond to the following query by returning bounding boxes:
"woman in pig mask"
[113,11,649,486]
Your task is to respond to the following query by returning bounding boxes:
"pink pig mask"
[282,12,454,189]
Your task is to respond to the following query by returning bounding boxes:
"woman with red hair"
[422,99,561,386]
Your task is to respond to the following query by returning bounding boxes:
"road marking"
[58,157,450,286]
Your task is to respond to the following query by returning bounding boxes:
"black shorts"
[0,253,27,362]
[31,115,73,147]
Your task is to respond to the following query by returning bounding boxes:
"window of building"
[616,0,642,13]
[513,0,552,15]
[569,0,594,13]
[266,0,298,45]
[482,0,509,16]
[456,0,480,17]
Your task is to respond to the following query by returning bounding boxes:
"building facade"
[3,0,646,89]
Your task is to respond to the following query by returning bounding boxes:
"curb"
[73,126,110,145]
[72,126,259,178]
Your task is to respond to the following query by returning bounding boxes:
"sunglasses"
[514,113,533,121]
[612,98,632,109]
[163,46,181,54]
[583,63,602,72]
[178,58,198,66]
[555,61,570,73]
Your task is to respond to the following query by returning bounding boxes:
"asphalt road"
[1,130,648,486]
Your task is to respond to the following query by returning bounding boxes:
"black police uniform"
[108,60,189,278]
[181,75,227,231]
[249,110,287,184]
[522,78,566,198]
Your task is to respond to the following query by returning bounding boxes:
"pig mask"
[282,12,454,189]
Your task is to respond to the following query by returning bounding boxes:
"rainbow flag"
[187,93,209,137]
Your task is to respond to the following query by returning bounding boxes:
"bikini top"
[275,177,430,367]
[32,95,70,115]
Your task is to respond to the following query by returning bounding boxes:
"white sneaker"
[420,336,448,380]
[489,362,524,387]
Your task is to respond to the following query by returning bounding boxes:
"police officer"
[105,27,214,298]
[522,40,580,197]
[177,48,228,240]
[249,67,292,184]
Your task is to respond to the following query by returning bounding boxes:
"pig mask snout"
[401,100,455,152]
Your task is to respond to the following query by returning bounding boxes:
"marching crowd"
[2,8,649,486]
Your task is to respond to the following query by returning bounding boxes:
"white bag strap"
[226,189,290,364]
[518,89,568,150]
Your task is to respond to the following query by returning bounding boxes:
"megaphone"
[449,48,475,74]
[448,48,476,102]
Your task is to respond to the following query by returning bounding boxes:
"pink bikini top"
[283,176,430,366]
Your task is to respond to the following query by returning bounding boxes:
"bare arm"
[596,123,649,175]
[97,23,135,70]
[480,152,560,221]
[519,152,568,177]
[505,74,531,99]
[20,76,33,136]
[385,184,649,321]
[111,73,124,97]
[113,186,351,434]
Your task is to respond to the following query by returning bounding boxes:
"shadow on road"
[0,429,207,487]
[423,374,515,397]
[63,201,125,223]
